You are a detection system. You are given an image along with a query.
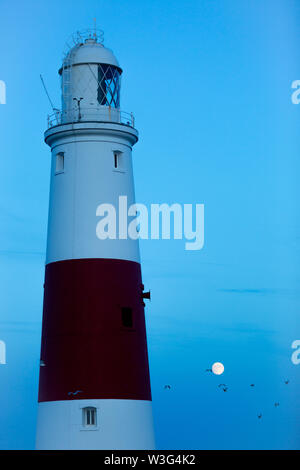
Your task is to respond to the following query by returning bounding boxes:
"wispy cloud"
[217,288,287,295]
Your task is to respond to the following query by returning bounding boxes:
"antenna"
[40,74,56,113]
[93,18,97,39]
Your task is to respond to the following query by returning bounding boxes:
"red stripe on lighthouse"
[38,258,152,402]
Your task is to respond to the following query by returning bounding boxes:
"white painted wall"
[36,399,155,450]
[45,123,140,264]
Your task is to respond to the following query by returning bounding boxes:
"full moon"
[212,362,224,375]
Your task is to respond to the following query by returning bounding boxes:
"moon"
[212,362,224,375]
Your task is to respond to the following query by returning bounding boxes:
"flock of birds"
[164,372,291,420]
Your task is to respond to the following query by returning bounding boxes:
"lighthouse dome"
[59,31,123,124]
[59,38,122,74]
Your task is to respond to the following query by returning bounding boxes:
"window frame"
[112,150,125,173]
[55,151,65,175]
[82,406,97,428]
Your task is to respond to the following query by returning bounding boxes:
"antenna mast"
[93,18,97,40]
[40,74,56,113]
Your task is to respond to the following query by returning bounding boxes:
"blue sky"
[0,0,300,449]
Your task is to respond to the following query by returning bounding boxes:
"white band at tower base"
[36,399,155,450]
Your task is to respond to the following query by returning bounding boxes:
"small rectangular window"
[122,307,133,328]
[55,152,64,173]
[83,407,97,427]
[113,150,124,171]
[114,152,118,169]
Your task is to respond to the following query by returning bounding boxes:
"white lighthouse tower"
[36,29,155,450]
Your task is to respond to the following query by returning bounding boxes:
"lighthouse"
[36,29,155,450]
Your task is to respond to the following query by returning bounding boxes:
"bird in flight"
[218,384,228,392]
[205,369,212,373]
[164,385,171,390]
[257,413,262,419]
[284,379,289,385]
[274,402,280,408]
[68,390,83,396]
[250,384,255,387]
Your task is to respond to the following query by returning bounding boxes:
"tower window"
[113,150,124,171]
[122,307,133,328]
[114,152,118,168]
[82,407,97,427]
[55,152,64,173]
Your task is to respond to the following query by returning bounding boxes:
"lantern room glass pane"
[97,64,121,108]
